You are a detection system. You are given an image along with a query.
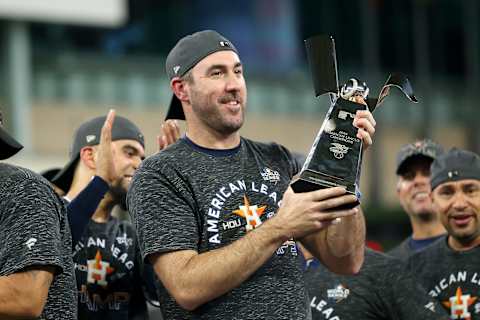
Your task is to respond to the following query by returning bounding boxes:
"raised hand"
[157,120,181,152]
[95,109,116,184]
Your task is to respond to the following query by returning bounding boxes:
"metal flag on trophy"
[291,34,418,209]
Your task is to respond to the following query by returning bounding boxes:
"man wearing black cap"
[0,109,77,319]
[54,110,149,319]
[407,148,480,319]
[128,30,377,319]
[388,139,446,261]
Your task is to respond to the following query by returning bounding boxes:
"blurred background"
[1,0,478,251]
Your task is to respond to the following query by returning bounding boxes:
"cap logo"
[219,41,230,47]
[173,66,181,75]
[448,171,459,178]
[86,135,96,143]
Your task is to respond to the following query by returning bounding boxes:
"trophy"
[291,35,418,209]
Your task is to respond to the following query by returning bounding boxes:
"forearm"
[301,208,365,274]
[154,218,288,310]
[68,175,109,246]
[0,268,53,318]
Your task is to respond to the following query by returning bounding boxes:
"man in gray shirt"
[0,109,77,319]
[407,148,480,319]
[128,30,377,319]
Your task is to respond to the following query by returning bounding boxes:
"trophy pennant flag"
[291,34,418,209]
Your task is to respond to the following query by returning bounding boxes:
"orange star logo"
[442,287,477,320]
[87,250,115,286]
[232,195,266,231]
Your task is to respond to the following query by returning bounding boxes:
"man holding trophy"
[128,30,375,319]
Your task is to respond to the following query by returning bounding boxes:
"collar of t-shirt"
[408,234,445,252]
[182,135,241,157]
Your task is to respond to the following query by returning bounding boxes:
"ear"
[396,178,402,194]
[171,77,190,104]
[79,146,96,170]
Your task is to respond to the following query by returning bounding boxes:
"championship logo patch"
[260,167,280,184]
[327,284,350,303]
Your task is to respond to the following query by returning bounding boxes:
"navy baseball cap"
[396,139,444,175]
[430,148,480,190]
[52,115,145,193]
[164,30,239,120]
[0,109,23,160]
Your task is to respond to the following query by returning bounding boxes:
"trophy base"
[291,170,360,210]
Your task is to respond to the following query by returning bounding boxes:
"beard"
[190,90,245,135]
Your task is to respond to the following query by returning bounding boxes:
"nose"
[132,156,142,170]
[451,191,468,211]
[224,71,243,92]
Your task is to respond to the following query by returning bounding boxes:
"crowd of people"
[1,29,479,320]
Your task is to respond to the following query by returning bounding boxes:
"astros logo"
[442,287,477,320]
[232,195,266,231]
[87,250,114,287]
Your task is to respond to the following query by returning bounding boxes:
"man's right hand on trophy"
[271,186,359,239]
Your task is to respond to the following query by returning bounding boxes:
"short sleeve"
[0,177,64,276]
[127,159,200,261]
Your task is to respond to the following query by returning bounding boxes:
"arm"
[0,267,55,319]
[67,175,109,246]
[299,207,365,274]
[149,186,358,311]
[67,110,115,246]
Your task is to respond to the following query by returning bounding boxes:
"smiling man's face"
[397,157,435,220]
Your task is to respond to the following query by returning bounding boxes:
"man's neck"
[185,127,240,149]
[448,235,480,252]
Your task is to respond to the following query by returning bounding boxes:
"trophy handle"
[367,73,418,112]
[304,35,339,97]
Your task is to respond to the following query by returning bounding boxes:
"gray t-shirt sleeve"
[0,176,64,276]
[127,159,199,261]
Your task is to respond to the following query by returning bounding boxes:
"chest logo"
[87,250,115,286]
[327,284,350,303]
[442,287,477,319]
[260,167,280,184]
[232,195,266,231]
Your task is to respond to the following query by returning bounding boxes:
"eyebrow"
[205,62,243,74]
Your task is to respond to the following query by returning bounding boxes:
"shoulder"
[0,164,54,198]
[386,237,412,261]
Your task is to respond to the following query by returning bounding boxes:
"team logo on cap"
[219,41,231,47]
[173,66,181,75]
[86,135,96,143]
[442,287,477,319]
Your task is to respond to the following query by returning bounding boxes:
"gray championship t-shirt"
[305,248,448,320]
[0,163,77,319]
[127,137,307,320]
[407,236,480,319]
